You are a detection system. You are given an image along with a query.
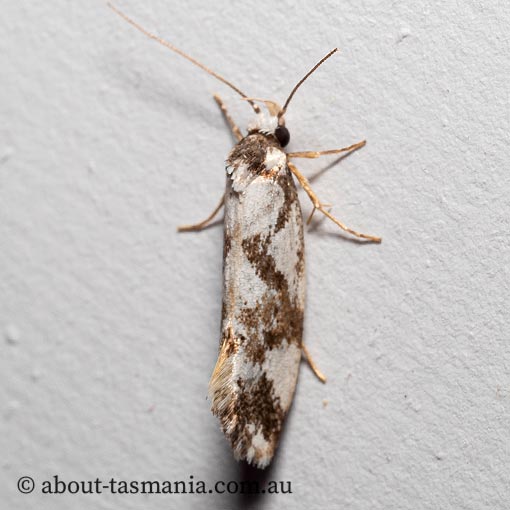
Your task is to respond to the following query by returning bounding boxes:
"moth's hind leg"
[177,193,225,232]
[213,94,243,141]
[302,344,327,383]
[287,161,382,243]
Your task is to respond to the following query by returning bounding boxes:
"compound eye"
[274,126,290,147]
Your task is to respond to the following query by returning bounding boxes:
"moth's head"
[245,99,290,147]
[108,6,338,152]
[241,49,339,148]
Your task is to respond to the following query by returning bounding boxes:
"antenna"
[279,48,338,120]
[108,3,260,113]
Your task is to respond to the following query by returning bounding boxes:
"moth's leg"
[177,193,225,232]
[288,140,365,206]
[213,94,243,142]
[306,202,331,225]
[301,344,327,383]
[287,161,382,243]
[286,140,366,159]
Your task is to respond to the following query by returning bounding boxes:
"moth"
[110,4,381,469]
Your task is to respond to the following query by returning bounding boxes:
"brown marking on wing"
[274,172,298,233]
[223,229,232,261]
[295,242,305,277]
[240,232,304,362]
[225,373,285,462]
[227,132,280,176]
[242,233,286,290]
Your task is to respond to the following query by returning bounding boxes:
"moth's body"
[110,2,381,472]
[209,132,305,468]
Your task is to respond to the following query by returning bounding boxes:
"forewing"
[209,151,305,468]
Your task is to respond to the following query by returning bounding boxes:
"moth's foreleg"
[301,344,327,383]
[177,193,225,232]
[213,94,243,142]
[287,161,382,243]
[286,140,366,159]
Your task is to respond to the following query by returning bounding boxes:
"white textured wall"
[2,1,509,508]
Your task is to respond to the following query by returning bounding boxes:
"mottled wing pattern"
[208,133,305,468]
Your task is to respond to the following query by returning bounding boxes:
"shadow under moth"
[110,4,381,469]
